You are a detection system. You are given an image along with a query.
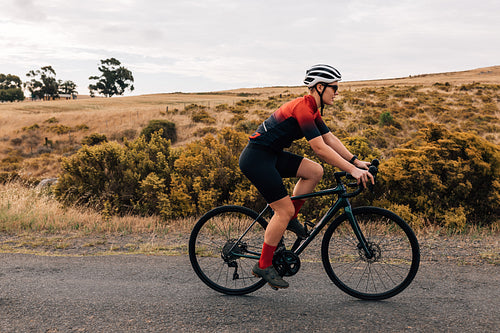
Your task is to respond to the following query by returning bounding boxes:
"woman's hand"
[353,159,370,170]
[350,167,374,188]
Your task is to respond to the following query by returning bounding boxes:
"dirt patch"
[419,234,499,265]
[0,232,190,257]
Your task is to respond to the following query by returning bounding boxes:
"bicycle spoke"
[189,206,267,295]
[322,207,419,300]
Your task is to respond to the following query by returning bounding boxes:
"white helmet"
[304,64,341,87]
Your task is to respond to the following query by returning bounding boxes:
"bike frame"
[229,180,374,260]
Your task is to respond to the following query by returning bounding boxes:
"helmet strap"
[314,84,325,116]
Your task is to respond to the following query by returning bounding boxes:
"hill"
[0,65,499,181]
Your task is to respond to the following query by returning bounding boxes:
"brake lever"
[367,159,379,192]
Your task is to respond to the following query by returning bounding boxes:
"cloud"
[5,0,48,22]
[1,0,499,94]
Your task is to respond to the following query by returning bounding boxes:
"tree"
[88,58,134,97]
[0,74,23,89]
[0,74,25,102]
[25,66,59,100]
[58,80,78,96]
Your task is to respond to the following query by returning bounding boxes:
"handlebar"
[334,159,379,197]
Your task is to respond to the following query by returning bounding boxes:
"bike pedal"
[270,286,279,291]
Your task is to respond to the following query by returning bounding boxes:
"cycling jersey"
[249,95,330,151]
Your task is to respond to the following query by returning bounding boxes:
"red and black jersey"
[249,95,330,151]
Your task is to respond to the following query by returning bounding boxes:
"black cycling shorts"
[239,143,304,203]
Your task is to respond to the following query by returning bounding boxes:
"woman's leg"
[293,158,323,197]
[258,196,294,271]
[264,196,295,247]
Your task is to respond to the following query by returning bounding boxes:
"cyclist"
[239,64,374,289]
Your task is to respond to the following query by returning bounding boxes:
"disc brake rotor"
[358,241,382,263]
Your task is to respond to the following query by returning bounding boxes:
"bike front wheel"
[321,206,420,300]
[189,205,267,295]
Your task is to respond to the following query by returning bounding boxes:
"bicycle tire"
[321,206,420,300]
[189,205,268,295]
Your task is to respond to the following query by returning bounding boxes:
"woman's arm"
[308,136,374,186]
[321,132,370,170]
[321,132,354,161]
[309,135,355,172]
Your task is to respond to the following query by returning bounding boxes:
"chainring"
[273,249,301,277]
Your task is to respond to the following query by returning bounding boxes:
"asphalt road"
[1,253,499,332]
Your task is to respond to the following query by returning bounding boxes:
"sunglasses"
[325,84,339,93]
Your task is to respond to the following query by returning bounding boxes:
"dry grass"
[0,181,196,255]
[0,182,195,234]
[0,181,498,258]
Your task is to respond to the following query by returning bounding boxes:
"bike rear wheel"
[321,206,420,300]
[189,205,267,295]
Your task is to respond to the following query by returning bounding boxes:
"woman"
[239,64,374,289]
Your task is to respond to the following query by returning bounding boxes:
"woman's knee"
[270,198,295,222]
[298,159,323,182]
[311,162,324,181]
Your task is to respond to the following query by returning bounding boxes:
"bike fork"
[345,206,373,259]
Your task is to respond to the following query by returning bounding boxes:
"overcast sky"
[1,0,499,95]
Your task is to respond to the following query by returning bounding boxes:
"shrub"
[54,141,126,210]
[44,117,59,123]
[235,120,260,134]
[168,128,257,217]
[23,124,40,131]
[378,123,500,226]
[140,119,177,143]
[236,99,259,107]
[193,127,218,137]
[48,124,72,134]
[379,111,394,126]
[185,103,204,111]
[215,103,230,112]
[54,128,258,219]
[75,124,89,131]
[81,133,108,146]
[0,88,24,102]
[191,110,216,124]
[10,138,22,146]
[54,131,175,216]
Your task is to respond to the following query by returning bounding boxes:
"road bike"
[189,160,420,300]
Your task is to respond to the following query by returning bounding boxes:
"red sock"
[291,199,306,220]
[259,242,277,269]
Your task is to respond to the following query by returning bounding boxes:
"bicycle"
[189,160,420,300]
